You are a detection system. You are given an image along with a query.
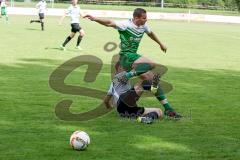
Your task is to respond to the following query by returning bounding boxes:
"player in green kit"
[84,8,182,118]
[1,0,9,22]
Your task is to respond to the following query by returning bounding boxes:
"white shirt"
[1,0,6,7]
[107,73,132,107]
[66,5,81,24]
[114,19,151,34]
[107,83,119,107]
[36,0,47,14]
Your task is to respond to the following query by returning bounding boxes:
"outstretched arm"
[103,95,113,109]
[80,10,85,18]
[35,3,39,9]
[58,12,67,25]
[147,31,167,53]
[84,15,117,28]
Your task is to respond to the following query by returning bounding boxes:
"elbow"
[103,98,109,106]
[105,22,115,27]
[105,24,112,27]
[103,98,107,104]
[104,100,108,105]
[104,101,111,108]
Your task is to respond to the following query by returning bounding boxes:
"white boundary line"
[8,7,240,24]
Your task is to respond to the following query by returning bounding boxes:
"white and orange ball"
[70,131,90,150]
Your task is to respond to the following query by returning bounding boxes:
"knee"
[80,33,85,37]
[134,85,143,96]
[80,30,85,37]
[157,109,163,118]
[151,62,156,69]
[153,109,163,119]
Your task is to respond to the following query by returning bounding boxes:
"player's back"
[36,0,46,13]
[112,72,132,95]
[67,5,81,24]
[107,72,132,106]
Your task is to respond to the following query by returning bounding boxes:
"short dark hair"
[133,8,146,17]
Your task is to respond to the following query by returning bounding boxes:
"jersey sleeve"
[114,20,128,31]
[144,24,151,34]
[66,6,71,14]
[107,83,113,96]
[36,2,40,8]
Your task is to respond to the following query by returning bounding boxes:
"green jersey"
[115,19,151,55]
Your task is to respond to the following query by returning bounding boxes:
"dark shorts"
[71,23,82,33]
[39,13,44,19]
[117,88,145,118]
[1,7,6,16]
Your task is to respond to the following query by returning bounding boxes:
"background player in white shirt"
[30,0,47,31]
[59,0,85,51]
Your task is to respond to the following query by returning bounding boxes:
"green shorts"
[119,52,141,71]
[1,7,6,16]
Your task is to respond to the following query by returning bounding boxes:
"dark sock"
[62,36,72,47]
[41,22,44,30]
[77,35,82,46]
[155,84,173,111]
[125,63,152,79]
[144,112,159,120]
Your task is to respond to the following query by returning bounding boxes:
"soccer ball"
[70,131,90,150]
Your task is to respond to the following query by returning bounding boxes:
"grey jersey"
[107,72,131,107]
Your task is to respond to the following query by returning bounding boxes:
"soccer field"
[0,15,240,159]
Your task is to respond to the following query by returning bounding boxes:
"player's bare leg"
[76,29,85,50]
[117,56,155,84]
[61,32,76,51]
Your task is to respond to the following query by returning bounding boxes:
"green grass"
[0,15,240,159]
[12,2,240,16]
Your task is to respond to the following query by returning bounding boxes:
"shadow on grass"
[45,46,83,53]
[25,27,41,31]
[0,57,240,159]
[44,47,62,51]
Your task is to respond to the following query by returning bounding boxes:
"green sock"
[125,63,152,79]
[155,86,173,111]
[125,71,136,79]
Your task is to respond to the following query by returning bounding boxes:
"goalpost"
[49,0,54,8]
[10,0,14,7]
